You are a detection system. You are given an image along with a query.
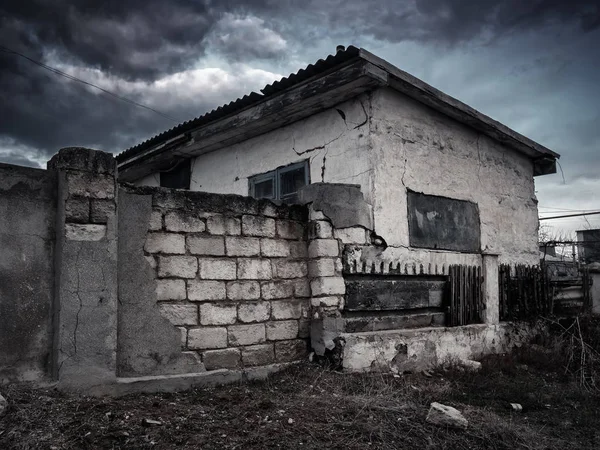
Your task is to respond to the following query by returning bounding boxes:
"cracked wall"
[0,163,56,383]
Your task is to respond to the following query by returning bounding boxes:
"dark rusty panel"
[407,191,481,252]
[344,278,446,311]
[344,312,446,332]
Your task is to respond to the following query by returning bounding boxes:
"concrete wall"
[0,163,56,382]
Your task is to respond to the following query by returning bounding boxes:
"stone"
[164,211,205,232]
[206,215,241,235]
[261,280,294,300]
[225,236,260,256]
[238,302,271,323]
[308,259,336,277]
[459,359,482,371]
[203,348,241,370]
[188,327,228,350]
[288,241,308,258]
[66,171,115,199]
[238,258,272,280]
[158,304,198,326]
[311,296,343,308]
[242,344,275,367]
[272,260,308,279]
[65,197,90,223]
[155,279,187,300]
[308,239,340,258]
[64,224,106,241]
[308,221,333,239]
[309,207,327,221]
[158,256,198,278]
[149,210,163,231]
[200,303,237,325]
[242,215,276,237]
[266,320,299,341]
[90,199,115,224]
[426,402,468,429]
[0,393,6,417]
[275,340,308,362]
[187,235,225,256]
[260,239,290,257]
[276,220,305,240]
[271,300,304,320]
[198,258,237,280]
[145,233,185,254]
[177,327,187,347]
[310,277,345,296]
[227,281,260,300]
[187,280,226,301]
[334,227,367,244]
[298,319,310,338]
[228,324,266,346]
[293,279,311,298]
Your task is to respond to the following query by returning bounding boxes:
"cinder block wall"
[125,186,311,371]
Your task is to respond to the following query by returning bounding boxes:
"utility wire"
[539,211,600,221]
[0,45,181,123]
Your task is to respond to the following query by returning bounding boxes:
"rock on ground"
[426,402,468,429]
[0,393,7,417]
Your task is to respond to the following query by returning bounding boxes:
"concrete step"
[343,311,446,333]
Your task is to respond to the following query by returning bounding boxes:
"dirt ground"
[1,349,599,450]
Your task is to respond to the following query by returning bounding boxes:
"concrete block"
[90,199,115,224]
[145,233,185,254]
[49,146,116,174]
[225,236,260,256]
[309,208,327,221]
[308,239,340,258]
[311,277,345,296]
[177,326,187,348]
[242,215,276,237]
[308,259,336,277]
[238,302,271,323]
[187,280,226,301]
[202,348,241,370]
[164,211,205,232]
[298,319,310,338]
[334,227,367,244]
[66,171,115,199]
[275,340,308,362]
[188,327,228,350]
[260,239,290,257]
[308,221,333,239]
[238,258,272,280]
[271,300,305,320]
[158,304,198,326]
[288,241,308,258]
[200,303,237,325]
[158,256,198,278]
[276,220,305,240]
[64,223,106,241]
[156,279,187,300]
[149,210,163,231]
[228,324,265,346]
[242,344,274,367]
[187,235,225,256]
[198,258,237,280]
[226,281,260,300]
[266,321,298,341]
[261,280,294,300]
[311,296,343,307]
[272,260,308,279]
[293,279,311,298]
[65,197,90,223]
[206,215,241,235]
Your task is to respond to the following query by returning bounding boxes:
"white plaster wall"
[188,95,374,204]
[369,87,539,265]
[136,173,160,187]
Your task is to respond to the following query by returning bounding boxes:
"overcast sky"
[1,0,599,236]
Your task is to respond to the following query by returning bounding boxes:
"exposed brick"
[272,260,307,279]
[271,300,304,320]
[288,241,308,259]
[198,258,237,280]
[266,320,298,341]
[188,327,228,349]
[310,295,343,308]
[275,339,308,362]
[261,280,294,300]
[227,281,260,300]
[238,258,272,280]
[308,221,333,239]
[187,235,225,256]
[310,277,345,296]
[292,279,311,298]
[308,259,335,277]
[149,210,163,231]
[242,215,276,237]
[309,208,327,221]
[65,198,89,223]
[242,344,275,367]
[238,302,270,323]
[334,227,368,244]
[308,239,340,258]
[156,279,187,300]
[276,220,305,240]
[145,233,186,254]
[206,215,241,235]
[158,304,198,326]
[158,256,198,278]
[165,211,206,232]
[260,239,290,257]
[228,324,265,346]
[203,348,241,370]
[90,199,115,224]
[200,303,237,325]
[225,236,260,256]
[187,280,226,301]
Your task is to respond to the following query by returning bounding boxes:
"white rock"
[460,359,482,371]
[426,402,468,429]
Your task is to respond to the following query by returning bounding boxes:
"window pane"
[160,159,191,189]
[279,166,306,199]
[253,178,274,199]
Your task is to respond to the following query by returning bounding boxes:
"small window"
[249,160,309,203]
[160,159,191,189]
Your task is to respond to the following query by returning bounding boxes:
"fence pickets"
[447,265,483,326]
[499,264,552,321]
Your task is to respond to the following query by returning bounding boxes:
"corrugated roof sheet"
[116,45,361,163]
